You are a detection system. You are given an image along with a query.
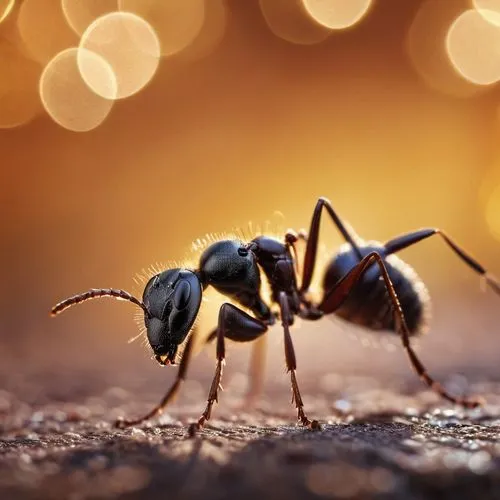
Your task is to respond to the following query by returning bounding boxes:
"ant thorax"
[198,239,272,321]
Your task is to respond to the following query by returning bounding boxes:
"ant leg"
[384,228,500,294]
[204,326,268,408]
[190,303,268,433]
[285,230,301,276]
[301,197,362,294]
[278,292,320,429]
[115,331,196,428]
[320,252,483,409]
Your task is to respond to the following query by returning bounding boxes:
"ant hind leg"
[384,228,500,295]
[319,252,484,409]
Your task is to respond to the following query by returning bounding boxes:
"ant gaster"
[51,197,500,431]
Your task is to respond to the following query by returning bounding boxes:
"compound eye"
[173,280,191,310]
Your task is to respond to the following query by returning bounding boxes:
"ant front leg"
[189,303,268,434]
[301,197,363,295]
[384,228,500,295]
[320,252,484,409]
[204,325,269,408]
[115,332,196,428]
[278,292,320,429]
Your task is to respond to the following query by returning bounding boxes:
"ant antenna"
[51,288,149,317]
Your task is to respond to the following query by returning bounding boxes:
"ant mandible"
[51,197,500,431]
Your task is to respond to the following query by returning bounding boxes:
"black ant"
[51,197,500,432]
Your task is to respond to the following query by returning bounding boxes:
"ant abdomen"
[322,242,431,335]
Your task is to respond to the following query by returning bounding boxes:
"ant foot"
[114,417,129,429]
[187,416,207,438]
[310,419,321,430]
[187,423,199,438]
[298,409,321,430]
[300,417,321,430]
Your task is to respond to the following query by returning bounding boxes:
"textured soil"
[2,378,500,500]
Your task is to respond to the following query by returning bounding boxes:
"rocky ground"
[1,377,500,500]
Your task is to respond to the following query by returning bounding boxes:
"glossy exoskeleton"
[51,197,500,431]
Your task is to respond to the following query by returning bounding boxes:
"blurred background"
[2,0,500,413]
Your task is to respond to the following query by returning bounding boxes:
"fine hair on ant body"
[51,197,500,432]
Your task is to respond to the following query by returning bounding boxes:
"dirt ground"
[1,374,500,500]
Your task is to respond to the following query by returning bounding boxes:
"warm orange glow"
[259,0,332,45]
[17,0,77,64]
[118,0,205,57]
[473,0,500,26]
[406,0,483,97]
[480,166,500,243]
[0,40,41,128]
[61,0,118,35]
[0,4,34,61]
[0,1,498,419]
[302,0,372,30]
[0,0,15,24]
[39,48,117,132]
[79,12,160,100]
[446,9,500,86]
[485,182,500,242]
[175,0,227,62]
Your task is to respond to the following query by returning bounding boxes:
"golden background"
[2,0,500,406]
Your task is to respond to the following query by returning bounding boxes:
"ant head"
[51,269,202,366]
[142,269,202,365]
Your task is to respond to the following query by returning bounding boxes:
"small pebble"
[130,427,147,438]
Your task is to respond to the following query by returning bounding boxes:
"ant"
[51,197,500,432]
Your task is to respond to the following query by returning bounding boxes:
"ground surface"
[1,378,500,500]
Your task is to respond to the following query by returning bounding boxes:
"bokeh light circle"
[0,0,15,24]
[446,9,500,86]
[406,0,482,97]
[61,0,118,36]
[118,0,205,57]
[473,0,500,27]
[302,0,373,30]
[17,0,77,64]
[79,12,161,100]
[40,47,117,132]
[260,0,332,45]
